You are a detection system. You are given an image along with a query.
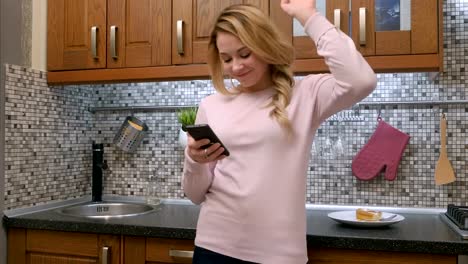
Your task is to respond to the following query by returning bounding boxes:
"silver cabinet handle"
[359,7,366,46]
[333,9,341,31]
[176,20,184,55]
[169,249,194,259]
[91,26,98,59]
[102,246,109,264]
[110,26,118,59]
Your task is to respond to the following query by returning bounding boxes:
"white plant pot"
[178,128,188,148]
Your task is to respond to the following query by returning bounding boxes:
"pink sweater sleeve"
[182,101,216,204]
[302,13,377,124]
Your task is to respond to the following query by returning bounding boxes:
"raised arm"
[282,0,377,122]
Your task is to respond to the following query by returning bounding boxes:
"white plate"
[327,210,405,227]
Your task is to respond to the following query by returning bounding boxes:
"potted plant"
[177,107,197,147]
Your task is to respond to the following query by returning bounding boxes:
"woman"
[182,0,377,263]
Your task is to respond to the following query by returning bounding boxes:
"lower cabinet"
[7,228,120,264]
[124,236,195,264]
[7,228,457,264]
[307,247,457,264]
[7,228,195,264]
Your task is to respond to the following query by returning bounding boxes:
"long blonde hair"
[208,4,295,133]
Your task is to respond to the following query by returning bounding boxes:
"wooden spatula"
[435,113,456,185]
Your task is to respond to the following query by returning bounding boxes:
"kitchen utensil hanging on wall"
[351,114,410,181]
[435,113,456,185]
[113,116,149,153]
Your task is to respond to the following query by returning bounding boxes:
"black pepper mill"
[92,143,108,202]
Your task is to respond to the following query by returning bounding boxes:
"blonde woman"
[182,0,377,263]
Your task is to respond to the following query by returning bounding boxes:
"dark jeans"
[192,246,259,264]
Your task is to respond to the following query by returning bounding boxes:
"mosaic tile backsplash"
[4,0,468,210]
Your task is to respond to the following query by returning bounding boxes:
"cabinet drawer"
[146,238,194,263]
[308,247,457,264]
[27,229,98,257]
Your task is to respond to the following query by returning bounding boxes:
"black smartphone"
[185,124,230,156]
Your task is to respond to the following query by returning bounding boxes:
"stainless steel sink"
[57,201,156,218]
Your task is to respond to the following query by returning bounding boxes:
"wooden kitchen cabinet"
[7,228,121,264]
[271,0,350,60]
[107,0,172,68]
[48,0,172,71]
[173,0,269,65]
[7,228,458,264]
[191,0,269,63]
[7,228,193,264]
[282,0,443,73]
[307,247,456,264]
[47,0,269,84]
[351,0,439,57]
[47,0,443,84]
[47,0,107,71]
[124,236,195,264]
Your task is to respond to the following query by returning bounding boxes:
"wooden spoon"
[435,113,456,185]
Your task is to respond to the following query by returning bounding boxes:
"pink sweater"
[182,13,376,264]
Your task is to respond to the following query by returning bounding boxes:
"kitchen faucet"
[92,143,108,202]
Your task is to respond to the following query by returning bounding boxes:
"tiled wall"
[4,66,94,209]
[4,0,468,209]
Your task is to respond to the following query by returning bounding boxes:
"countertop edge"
[3,197,467,255]
[5,215,467,255]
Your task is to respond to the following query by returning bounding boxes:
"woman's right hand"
[187,135,227,163]
[280,0,317,25]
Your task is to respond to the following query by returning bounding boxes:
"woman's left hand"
[186,135,227,163]
[280,0,317,25]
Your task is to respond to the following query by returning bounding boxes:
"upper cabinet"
[351,0,439,57]
[48,0,172,71]
[172,0,269,65]
[107,0,172,68]
[47,0,443,84]
[276,0,442,73]
[47,0,107,70]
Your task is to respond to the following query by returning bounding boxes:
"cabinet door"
[124,236,146,264]
[192,0,269,63]
[123,236,195,264]
[7,228,120,264]
[146,237,195,263]
[108,0,172,68]
[351,0,376,56]
[411,0,439,54]
[352,0,439,56]
[273,0,349,60]
[173,0,193,65]
[47,0,107,71]
[192,0,242,64]
[27,229,99,264]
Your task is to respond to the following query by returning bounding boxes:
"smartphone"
[185,124,230,156]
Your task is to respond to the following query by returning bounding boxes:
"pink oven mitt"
[352,118,410,181]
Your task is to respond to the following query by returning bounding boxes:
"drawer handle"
[91,26,98,59]
[359,7,367,46]
[176,20,184,55]
[110,25,118,59]
[102,246,109,264]
[169,249,194,259]
[333,9,341,31]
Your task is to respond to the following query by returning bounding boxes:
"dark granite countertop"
[3,197,468,255]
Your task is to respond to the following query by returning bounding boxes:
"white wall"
[32,0,46,71]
